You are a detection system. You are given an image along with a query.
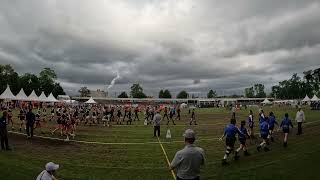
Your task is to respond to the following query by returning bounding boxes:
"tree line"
[244,67,320,99]
[0,64,65,98]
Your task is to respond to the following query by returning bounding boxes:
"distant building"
[89,89,107,97]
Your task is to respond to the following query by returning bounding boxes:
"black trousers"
[26,123,34,137]
[0,127,9,150]
[232,112,236,119]
[177,177,200,180]
[154,126,160,137]
[297,122,302,135]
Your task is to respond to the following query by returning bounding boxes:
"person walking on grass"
[268,112,278,142]
[36,162,59,180]
[295,108,305,135]
[257,116,270,152]
[167,107,176,125]
[0,111,11,151]
[189,109,197,125]
[234,121,250,160]
[170,129,205,180]
[247,110,254,138]
[26,108,35,139]
[220,118,243,165]
[153,110,162,137]
[280,113,294,147]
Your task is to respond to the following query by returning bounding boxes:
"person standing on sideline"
[280,113,294,147]
[0,111,11,151]
[295,108,305,135]
[170,129,205,180]
[153,110,162,137]
[36,162,59,180]
[231,105,236,119]
[26,108,35,138]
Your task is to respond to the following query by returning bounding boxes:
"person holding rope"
[170,129,205,180]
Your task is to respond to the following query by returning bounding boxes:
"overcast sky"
[1,0,320,97]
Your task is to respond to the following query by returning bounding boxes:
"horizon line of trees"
[0,64,65,98]
[244,68,320,99]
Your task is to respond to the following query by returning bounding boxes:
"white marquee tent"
[302,95,311,102]
[38,92,49,102]
[27,90,40,101]
[0,85,16,100]
[47,93,59,102]
[15,88,29,101]
[84,97,97,104]
[261,98,272,104]
[311,95,319,101]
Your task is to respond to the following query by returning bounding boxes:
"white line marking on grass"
[8,120,320,145]
[157,136,176,180]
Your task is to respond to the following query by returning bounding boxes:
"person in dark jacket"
[0,111,11,150]
[26,108,35,138]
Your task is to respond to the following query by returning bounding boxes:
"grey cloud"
[1,0,320,96]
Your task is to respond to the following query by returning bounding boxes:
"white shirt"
[170,144,205,179]
[295,110,305,123]
[36,170,54,180]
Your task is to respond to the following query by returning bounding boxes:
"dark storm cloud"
[1,0,320,96]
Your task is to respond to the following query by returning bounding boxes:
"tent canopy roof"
[262,98,272,104]
[311,95,319,101]
[47,93,58,102]
[38,92,49,102]
[84,97,97,104]
[27,90,39,101]
[302,95,311,102]
[15,88,28,101]
[0,85,16,100]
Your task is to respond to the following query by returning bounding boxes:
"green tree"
[118,91,129,98]
[52,83,65,97]
[163,89,172,98]
[158,90,164,98]
[244,87,254,98]
[254,84,266,98]
[207,89,217,98]
[177,90,188,99]
[20,73,40,96]
[78,87,90,97]
[130,83,147,98]
[39,68,57,95]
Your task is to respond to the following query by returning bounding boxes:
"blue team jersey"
[224,124,242,138]
[268,115,278,128]
[238,126,248,139]
[280,118,293,130]
[259,114,265,124]
[260,121,269,135]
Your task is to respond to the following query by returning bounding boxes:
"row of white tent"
[262,95,320,104]
[0,85,59,102]
[301,95,320,102]
[0,85,97,104]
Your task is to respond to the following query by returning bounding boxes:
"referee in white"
[170,129,205,180]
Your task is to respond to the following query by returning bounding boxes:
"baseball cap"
[45,162,59,171]
[183,129,196,139]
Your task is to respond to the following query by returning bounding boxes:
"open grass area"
[0,106,320,180]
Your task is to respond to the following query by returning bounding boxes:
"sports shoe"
[257,146,261,152]
[264,147,270,152]
[244,151,250,156]
[221,159,229,166]
[283,142,287,147]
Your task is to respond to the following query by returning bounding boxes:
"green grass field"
[0,106,320,180]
